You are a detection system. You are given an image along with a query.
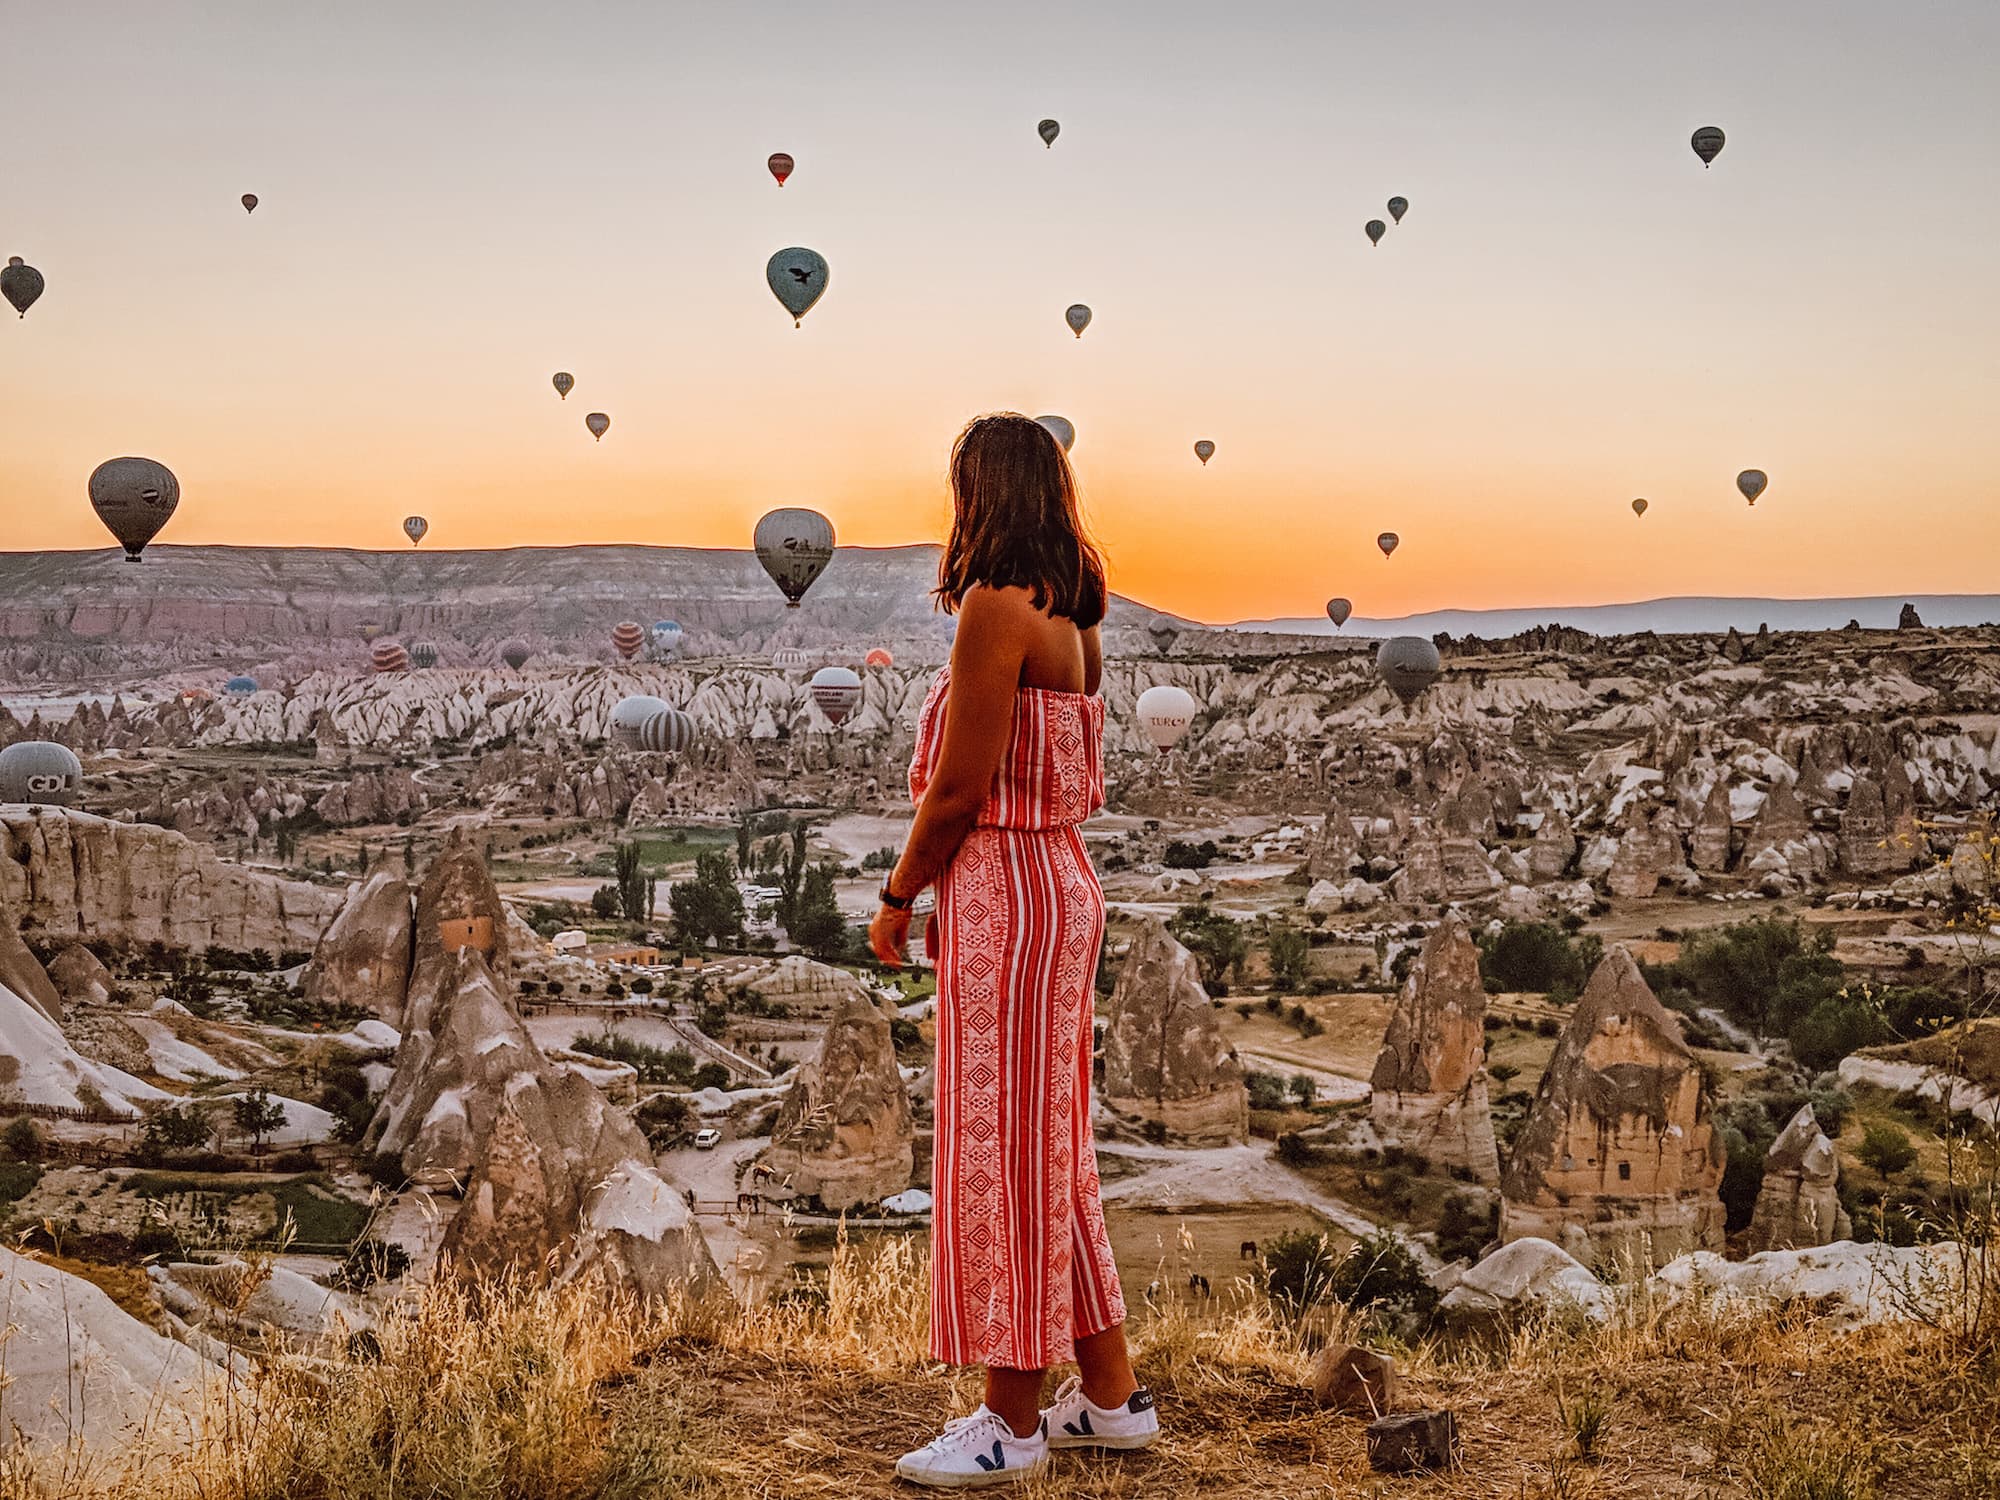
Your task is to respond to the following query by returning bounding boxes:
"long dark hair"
[934,413,1107,627]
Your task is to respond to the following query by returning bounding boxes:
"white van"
[693,1128,722,1151]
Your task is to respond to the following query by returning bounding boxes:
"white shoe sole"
[895,1456,1048,1489]
[1047,1428,1159,1452]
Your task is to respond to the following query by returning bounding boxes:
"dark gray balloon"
[755,507,835,607]
[1038,118,1060,148]
[89,457,181,561]
[1691,126,1726,166]
[0,741,83,806]
[553,372,574,399]
[1148,621,1177,652]
[1326,598,1352,628]
[2,258,43,318]
[767,247,829,326]
[1376,636,1442,706]
[409,642,439,669]
[1065,303,1092,337]
[586,412,610,441]
[1736,469,1768,506]
[500,639,531,670]
[638,706,696,753]
[1387,196,1408,224]
[1365,220,1386,246]
[1035,415,1075,453]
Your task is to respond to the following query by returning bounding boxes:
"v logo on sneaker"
[972,1440,1007,1472]
[1062,1410,1095,1438]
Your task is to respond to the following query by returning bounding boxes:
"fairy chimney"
[1368,915,1500,1183]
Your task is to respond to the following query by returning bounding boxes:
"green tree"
[668,851,745,951]
[1169,905,1248,992]
[775,820,811,931]
[1287,1073,1317,1108]
[791,863,847,959]
[231,1089,289,1155]
[2,1118,43,1161]
[1478,921,1601,1000]
[143,1106,214,1158]
[1267,926,1310,990]
[1858,1122,1917,1179]
[615,841,649,923]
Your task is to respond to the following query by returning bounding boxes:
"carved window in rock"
[1618,1161,1632,1181]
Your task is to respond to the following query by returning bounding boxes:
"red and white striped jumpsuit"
[911,668,1127,1369]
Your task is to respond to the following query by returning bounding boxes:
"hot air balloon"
[179,686,214,706]
[771,647,810,669]
[403,515,428,547]
[3,258,43,318]
[0,742,83,806]
[611,621,645,660]
[1065,303,1092,338]
[1365,220,1386,246]
[1387,196,1409,224]
[241,194,258,214]
[1737,469,1768,506]
[810,666,863,725]
[1193,440,1215,466]
[500,639,531,670]
[1632,498,1649,518]
[1326,598,1352,629]
[409,642,439,669]
[767,247,829,327]
[586,412,610,442]
[610,694,671,748]
[88,458,180,562]
[1376,636,1441,707]
[225,675,259,697]
[755,508,835,607]
[865,647,894,669]
[1037,118,1060,148]
[1135,684,1198,753]
[1035,415,1076,453]
[638,706,696,754]
[358,622,385,642]
[371,640,411,674]
[1377,532,1400,559]
[553,372,574,400]
[1691,126,1726,167]
[1148,622,1178,653]
[649,620,684,659]
[767,152,794,186]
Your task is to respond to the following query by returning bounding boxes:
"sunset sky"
[2,2,1996,623]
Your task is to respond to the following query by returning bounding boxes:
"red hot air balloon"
[611,621,646,660]
[767,152,794,186]
[371,640,411,674]
[865,647,894,668]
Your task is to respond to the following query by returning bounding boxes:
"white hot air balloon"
[609,695,671,748]
[1135,684,1198,753]
[810,665,862,725]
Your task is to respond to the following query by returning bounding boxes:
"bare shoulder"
[957,584,1041,632]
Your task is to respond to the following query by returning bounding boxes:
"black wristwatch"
[878,881,914,910]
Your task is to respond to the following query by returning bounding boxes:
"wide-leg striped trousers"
[929,822,1127,1369]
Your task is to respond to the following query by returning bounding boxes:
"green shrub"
[1858,1123,1917,1179]
[1263,1228,1343,1310]
[1478,921,1602,1000]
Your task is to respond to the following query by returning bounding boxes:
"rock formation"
[757,991,916,1210]
[1499,947,1725,1268]
[1747,1104,1850,1252]
[366,835,709,1291]
[0,807,343,955]
[0,911,62,1023]
[1689,780,1733,873]
[1898,602,1923,630]
[1606,805,1688,900]
[1368,916,1500,1182]
[1101,918,1248,1145]
[46,944,114,1008]
[299,871,415,1026]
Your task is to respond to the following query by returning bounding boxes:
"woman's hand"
[870,903,912,968]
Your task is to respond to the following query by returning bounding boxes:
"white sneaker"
[1042,1376,1160,1451]
[894,1405,1049,1489]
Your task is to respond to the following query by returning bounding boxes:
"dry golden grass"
[10,1229,1998,1500]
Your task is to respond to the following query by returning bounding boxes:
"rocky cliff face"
[1368,915,1500,1183]
[1748,1105,1850,1253]
[1102,918,1248,1145]
[1500,948,1725,1268]
[0,808,343,955]
[758,988,915,1211]
[299,871,415,1026]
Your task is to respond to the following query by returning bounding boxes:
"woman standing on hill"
[871,413,1158,1488]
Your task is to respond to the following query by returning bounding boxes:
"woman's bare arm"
[884,586,1033,900]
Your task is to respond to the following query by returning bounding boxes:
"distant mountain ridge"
[1229,595,2000,638]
